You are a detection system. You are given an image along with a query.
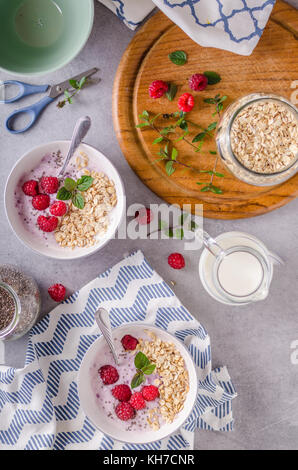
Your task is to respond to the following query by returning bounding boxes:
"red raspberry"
[32,194,50,211]
[40,176,59,194]
[48,283,66,302]
[115,402,135,421]
[178,93,194,112]
[121,334,139,351]
[142,385,159,401]
[135,208,153,225]
[129,392,146,410]
[149,80,169,99]
[168,252,185,269]
[99,365,119,385]
[188,73,208,92]
[37,215,58,232]
[112,384,132,402]
[22,180,39,196]
[50,201,67,217]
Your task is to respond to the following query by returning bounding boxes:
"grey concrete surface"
[0,1,298,450]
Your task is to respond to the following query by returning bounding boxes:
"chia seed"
[0,265,40,340]
[0,286,15,331]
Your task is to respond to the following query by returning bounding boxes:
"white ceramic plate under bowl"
[78,323,198,445]
[5,141,125,260]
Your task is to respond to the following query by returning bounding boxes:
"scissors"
[0,67,99,134]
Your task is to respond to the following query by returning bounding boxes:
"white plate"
[4,141,125,260]
[78,323,198,445]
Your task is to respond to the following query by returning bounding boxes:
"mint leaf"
[69,79,79,89]
[142,364,156,375]
[207,122,217,131]
[131,372,145,389]
[77,175,94,191]
[64,177,77,192]
[171,147,178,160]
[164,228,174,238]
[79,76,86,89]
[72,192,85,209]
[168,50,187,66]
[192,132,206,143]
[165,160,175,176]
[159,220,168,230]
[175,228,184,240]
[209,185,223,194]
[190,220,198,231]
[203,71,221,85]
[134,351,150,370]
[136,122,149,128]
[153,136,163,144]
[57,187,72,201]
[166,82,178,101]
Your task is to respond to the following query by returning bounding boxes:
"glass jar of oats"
[216,93,298,186]
[0,265,41,341]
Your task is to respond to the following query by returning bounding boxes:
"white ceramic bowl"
[5,141,125,260]
[78,323,198,445]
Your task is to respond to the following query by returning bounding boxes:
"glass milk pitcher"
[198,231,283,305]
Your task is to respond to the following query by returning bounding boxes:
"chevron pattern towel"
[0,251,237,450]
[98,0,276,55]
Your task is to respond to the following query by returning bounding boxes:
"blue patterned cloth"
[0,251,237,450]
[98,0,275,55]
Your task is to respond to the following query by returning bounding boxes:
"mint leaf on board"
[57,187,72,201]
[166,82,178,101]
[168,50,187,66]
[192,132,206,143]
[166,160,175,176]
[171,147,178,160]
[203,71,221,85]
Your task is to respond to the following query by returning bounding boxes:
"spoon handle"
[94,308,119,366]
[58,116,91,177]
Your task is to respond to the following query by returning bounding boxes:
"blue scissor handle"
[0,81,49,104]
[5,95,54,134]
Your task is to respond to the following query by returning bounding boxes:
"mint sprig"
[57,76,87,108]
[131,351,156,389]
[56,175,93,209]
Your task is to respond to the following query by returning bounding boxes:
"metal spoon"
[94,307,119,365]
[57,115,91,177]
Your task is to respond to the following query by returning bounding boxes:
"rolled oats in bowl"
[55,165,117,250]
[216,93,298,186]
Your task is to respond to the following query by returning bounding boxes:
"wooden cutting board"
[113,0,298,219]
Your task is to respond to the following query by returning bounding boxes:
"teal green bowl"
[0,0,94,76]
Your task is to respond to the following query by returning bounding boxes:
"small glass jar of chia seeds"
[0,265,41,341]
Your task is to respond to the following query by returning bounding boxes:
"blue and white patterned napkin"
[99,0,276,55]
[0,251,236,450]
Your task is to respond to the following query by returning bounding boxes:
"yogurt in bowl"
[78,323,198,444]
[5,141,125,260]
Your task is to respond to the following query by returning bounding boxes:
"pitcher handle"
[268,251,284,266]
[200,230,226,258]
